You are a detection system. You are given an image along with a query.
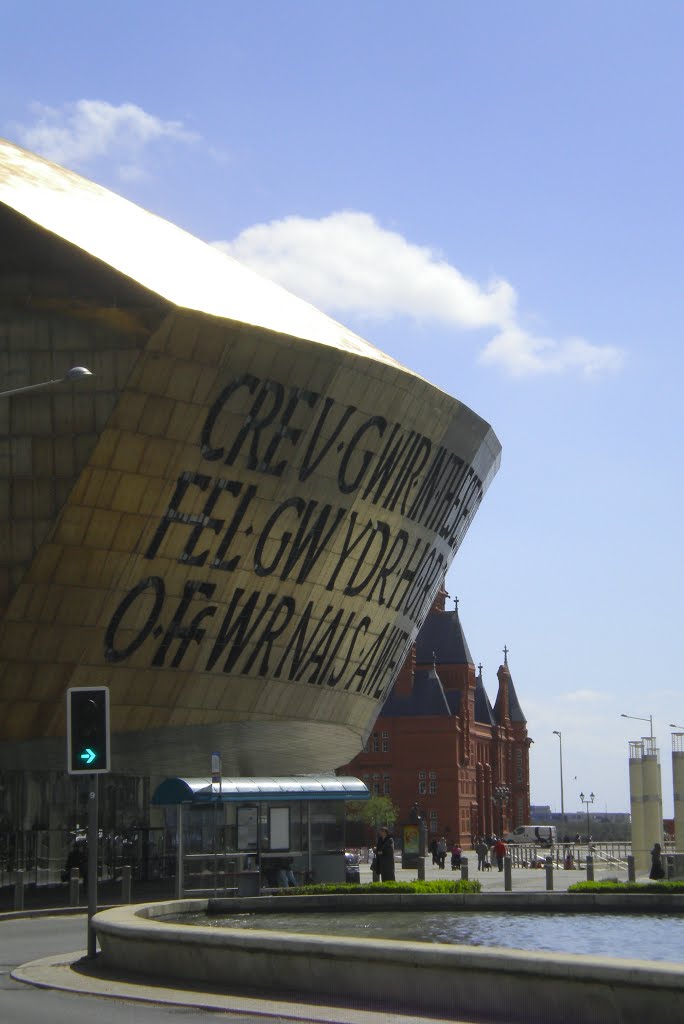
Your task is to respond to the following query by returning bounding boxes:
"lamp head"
[64,366,92,381]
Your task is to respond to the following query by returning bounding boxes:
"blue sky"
[3,1,683,816]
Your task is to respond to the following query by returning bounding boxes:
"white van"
[504,825,556,847]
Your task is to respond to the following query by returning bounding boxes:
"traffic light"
[67,687,110,774]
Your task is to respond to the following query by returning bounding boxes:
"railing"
[504,841,643,870]
[182,852,240,895]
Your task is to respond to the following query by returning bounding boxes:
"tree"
[347,795,399,830]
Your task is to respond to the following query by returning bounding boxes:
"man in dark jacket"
[375,827,395,882]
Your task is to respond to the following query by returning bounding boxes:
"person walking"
[494,836,507,872]
[649,842,665,880]
[375,826,396,882]
[436,836,447,869]
[475,837,488,870]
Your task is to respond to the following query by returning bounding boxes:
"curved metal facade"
[0,139,501,778]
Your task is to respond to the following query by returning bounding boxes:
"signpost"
[66,687,111,957]
[211,752,222,891]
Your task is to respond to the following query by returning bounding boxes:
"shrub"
[567,880,684,894]
[269,878,481,896]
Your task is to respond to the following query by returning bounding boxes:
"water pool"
[168,909,684,962]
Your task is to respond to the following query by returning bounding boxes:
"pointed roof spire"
[474,663,496,725]
[506,670,526,723]
[382,664,453,717]
[494,653,527,724]
[415,594,473,667]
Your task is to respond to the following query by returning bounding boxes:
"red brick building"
[339,589,531,845]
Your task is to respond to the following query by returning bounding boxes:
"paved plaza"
[357,851,633,891]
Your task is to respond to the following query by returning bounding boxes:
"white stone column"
[641,737,663,872]
[628,741,647,874]
[672,732,684,850]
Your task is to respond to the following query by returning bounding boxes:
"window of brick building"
[381,731,389,752]
[372,733,379,752]
[383,775,391,795]
[515,749,523,782]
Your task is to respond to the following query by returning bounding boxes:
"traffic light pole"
[87,774,99,958]
[65,687,108,957]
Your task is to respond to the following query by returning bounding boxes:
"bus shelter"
[151,775,369,897]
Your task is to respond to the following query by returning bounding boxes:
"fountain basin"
[93,894,684,1022]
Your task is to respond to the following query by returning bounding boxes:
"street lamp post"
[0,366,92,399]
[621,713,654,739]
[553,730,565,833]
[493,784,510,837]
[579,791,595,843]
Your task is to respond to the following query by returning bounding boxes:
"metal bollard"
[627,854,636,882]
[69,867,80,906]
[545,856,554,891]
[417,855,426,882]
[122,864,132,904]
[586,854,594,882]
[504,855,512,891]
[460,855,468,881]
[14,869,24,911]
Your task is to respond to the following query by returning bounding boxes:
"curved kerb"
[93,895,684,1023]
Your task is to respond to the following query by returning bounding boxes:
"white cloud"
[479,325,624,378]
[216,211,515,330]
[10,99,198,178]
[214,211,623,379]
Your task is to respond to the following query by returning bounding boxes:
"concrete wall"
[94,895,684,1024]
[672,738,684,849]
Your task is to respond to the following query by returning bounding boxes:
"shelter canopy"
[152,775,369,806]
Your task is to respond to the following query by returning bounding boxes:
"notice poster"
[269,806,290,851]
[403,824,420,856]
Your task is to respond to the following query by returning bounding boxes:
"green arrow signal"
[80,748,97,765]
